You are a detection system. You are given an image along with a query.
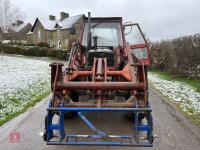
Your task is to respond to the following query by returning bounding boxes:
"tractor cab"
[81,17,123,67]
[80,16,150,67]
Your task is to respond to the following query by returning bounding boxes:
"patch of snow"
[0,56,50,91]
[35,14,83,31]
[12,23,28,32]
[58,14,83,29]
[2,40,11,44]
[27,31,33,35]
[38,18,57,31]
[0,56,50,121]
[148,73,200,115]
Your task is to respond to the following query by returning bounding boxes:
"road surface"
[0,89,200,150]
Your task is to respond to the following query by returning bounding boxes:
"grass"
[149,71,200,91]
[0,91,50,126]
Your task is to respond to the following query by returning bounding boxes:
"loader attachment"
[46,104,153,146]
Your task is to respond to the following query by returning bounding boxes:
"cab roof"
[84,16,122,22]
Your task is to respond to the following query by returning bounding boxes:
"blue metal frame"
[46,102,153,147]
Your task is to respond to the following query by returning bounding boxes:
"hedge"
[150,33,200,80]
[0,44,70,60]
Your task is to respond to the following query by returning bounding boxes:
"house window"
[48,41,52,47]
[38,30,41,38]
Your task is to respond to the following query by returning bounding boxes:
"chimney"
[49,15,56,21]
[16,20,23,26]
[60,12,69,21]
[12,23,17,27]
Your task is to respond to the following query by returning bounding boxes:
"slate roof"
[38,18,57,30]
[12,23,30,32]
[58,14,83,29]
[31,14,84,31]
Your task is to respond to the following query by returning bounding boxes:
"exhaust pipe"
[87,12,91,51]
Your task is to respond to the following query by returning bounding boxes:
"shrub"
[37,42,49,48]
[47,49,68,59]
[0,44,68,60]
[24,43,36,46]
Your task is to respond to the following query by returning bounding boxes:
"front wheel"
[147,113,153,143]
[64,91,79,119]
[125,112,146,121]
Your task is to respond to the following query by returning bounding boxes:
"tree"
[150,33,200,80]
[0,0,25,38]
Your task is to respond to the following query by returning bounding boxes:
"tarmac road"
[0,89,200,150]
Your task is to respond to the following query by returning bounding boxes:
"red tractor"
[44,12,153,147]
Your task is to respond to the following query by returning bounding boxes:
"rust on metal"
[56,82,144,90]
[49,17,150,112]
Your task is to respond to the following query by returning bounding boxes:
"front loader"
[43,12,153,147]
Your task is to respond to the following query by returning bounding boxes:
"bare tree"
[0,0,25,33]
[150,33,200,80]
[0,0,12,31]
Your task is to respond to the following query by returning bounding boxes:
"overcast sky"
[11,0,200,41]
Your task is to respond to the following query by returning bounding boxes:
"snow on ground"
[0,56,51,122]
[148,72,200,115]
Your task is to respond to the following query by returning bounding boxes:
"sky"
[11,0,200,41]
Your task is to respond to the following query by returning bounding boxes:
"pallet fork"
[44,102,153,146]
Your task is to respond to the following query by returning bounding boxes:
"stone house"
[30,12,84,50]
[30,16,57,46]
[0,20,32,43]
[12,20,32,42]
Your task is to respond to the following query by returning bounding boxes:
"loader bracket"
[45,104,153,147]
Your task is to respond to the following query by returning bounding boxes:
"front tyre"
[64,91,79,119]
